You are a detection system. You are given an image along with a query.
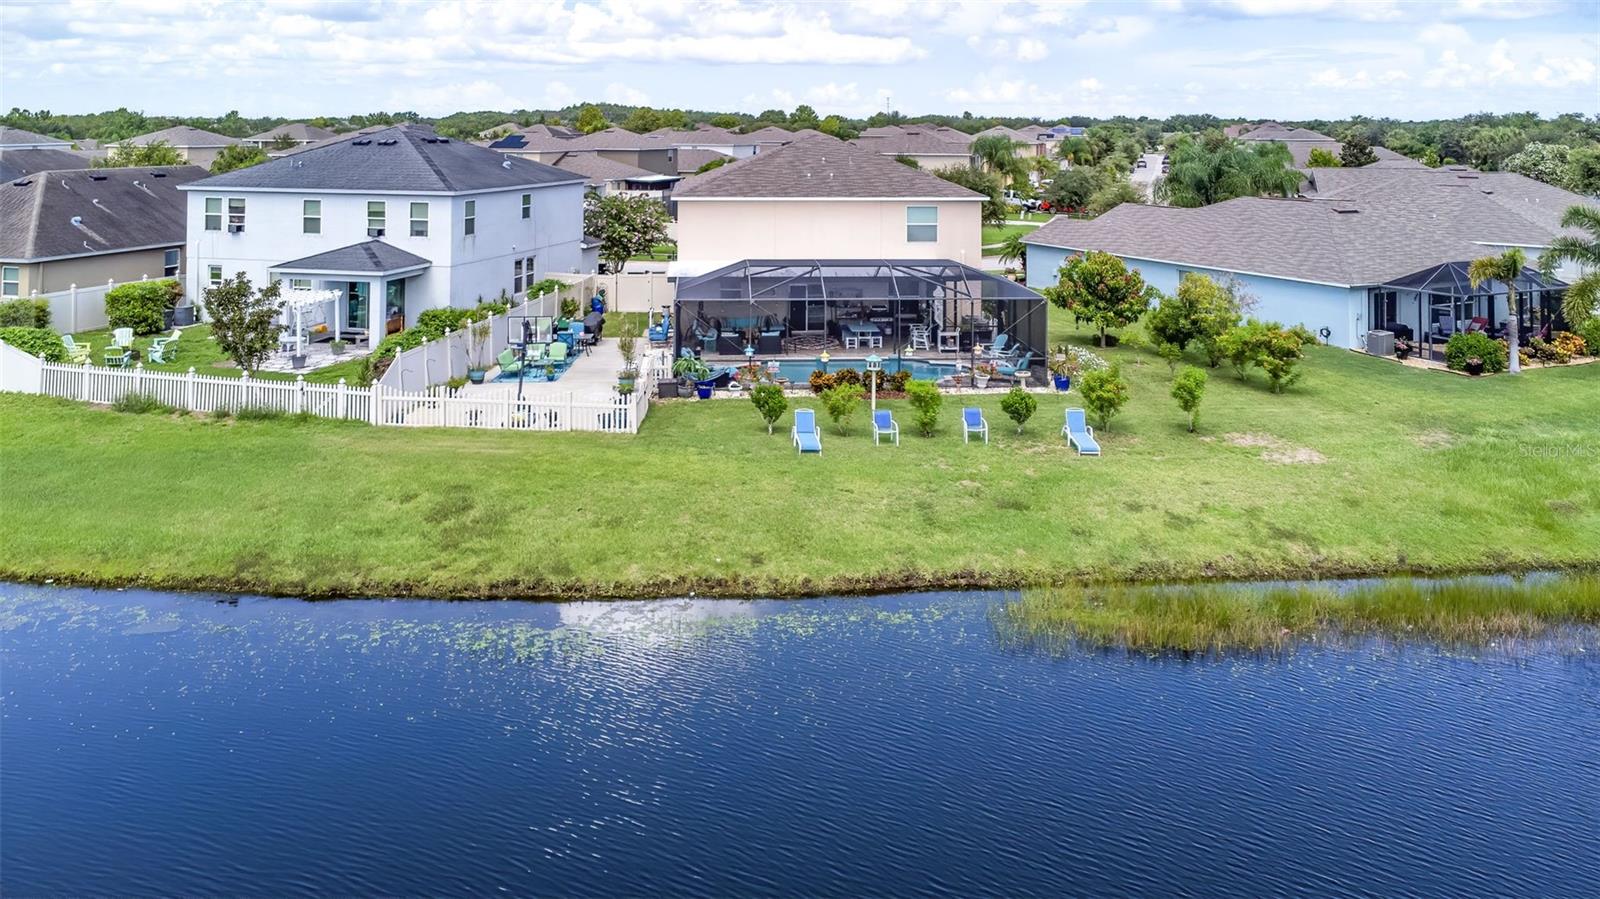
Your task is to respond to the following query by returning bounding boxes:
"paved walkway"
[457,337,667,400]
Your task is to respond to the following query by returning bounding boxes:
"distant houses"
[852,125,974,171]
[244,123,338,152]
[1235,122,1422,168]
[1,127,95,180]
[121,126,241,168]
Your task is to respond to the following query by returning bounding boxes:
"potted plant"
[330,338,347,357]
[972,360,997,389]
[616,381,635,397]
[291,350,307,369]
[672,355,712,398]
[467,319,492,384]
[544,361,557,381]
[1465,355,1485,376]
[1394,338,1412,361]
[1049,355,1078,392]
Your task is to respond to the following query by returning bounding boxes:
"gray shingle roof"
[184,123,583,193]
[127,126,240,148]
[491,126,670,153]
[0,147,93,181]
[274,239,431,274]
[676,147,732,174]
[672,134,983,200]
[246,122,337,143]
[0,126,72,148]
[1238,125,1335,142]
[974,125,1036,143]
[552,152,678,184]
[1023,169,1589,287]
[1,165,207,261]
[852,129,975,157]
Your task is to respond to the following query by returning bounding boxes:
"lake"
[2,583,1596,896]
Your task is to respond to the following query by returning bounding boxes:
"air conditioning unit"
[1365,329,1394,357]
[368,228,385,237]
[227,223,245,233]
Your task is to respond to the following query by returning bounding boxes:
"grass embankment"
[996,576,1600,654]
[65,324,368,384]
[2,313,1597,599]
[982,222,1041,248]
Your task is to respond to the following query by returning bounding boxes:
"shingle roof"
[974,125,1036,143]
[1274,139,1420,167]
[491,126,670,153]
[0,126,72,148]
[676,148,732,174]
[1302,166,1587,234]
[673,134,983,200]
[246,122,337,143]
[274,239,432,274]
[0,147,93,181]
[1022,169,1588,287]
[127,126,240,148]
[852,130,976,157]
[647,125,754,146]
[1,165,207,261]
[1238,125,1335,142]
[743,125,804,143]
[552,151,678,184]
[185,123,583,193]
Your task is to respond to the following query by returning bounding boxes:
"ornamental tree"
[750,384,788,435]
[1171,366,1207,432]
[583,194,671,290]
[1077,364,1129,431]
[1147,272,1245,366]
[1044,251,1160,347]
[204,273,282,373]
[1338,134,1378,167]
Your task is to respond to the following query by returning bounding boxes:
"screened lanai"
[1368,261,1569,358]
[672,259,1048,378]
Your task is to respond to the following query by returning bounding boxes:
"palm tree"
[998,232,1029,278]
[1537,204,1600,330]
[1153,137,1301,207]
[972,135,1022,183]
[1467,248,1527,374]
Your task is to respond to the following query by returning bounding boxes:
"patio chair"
[111,327,134,348]
[908,324,931,351]
[103,343,131,367]
[147,333,180,364]
[962,407,988,444]
[986,334,1011,359]
[497,348,523,376]
[792,408,822,455]
[1428,314,1456,344]
[547,340,570,370]
[1062,407,1101,456]
[648,312,671,345]
[61,334,91,364]
[996,352,1034,380]
[872,409,899,446]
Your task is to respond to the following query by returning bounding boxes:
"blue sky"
[2,0,1595,120]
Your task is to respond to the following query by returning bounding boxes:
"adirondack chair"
[111,327,134,348]
[61,334,91,364]
[147,331,181,364]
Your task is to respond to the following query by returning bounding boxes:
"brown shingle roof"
[672,134,982,200]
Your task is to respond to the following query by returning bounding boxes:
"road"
[1129,152,1165,199]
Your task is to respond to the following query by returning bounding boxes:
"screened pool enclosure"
[672,260,1049,377]
[1367,261,1569,355]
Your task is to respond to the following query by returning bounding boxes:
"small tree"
[820,383,864,435]
[1339,134,1379,167]
[999,386,1037,434]
[1043,251,1159,347]
[1171,366,1207,432]
[1467,248,1527,375]
[205,273,282,373]
[750,384,787,435]
[210,144,271,174]
[575,105,608,134]
[584,194,671,289]
[1085,178,1144,215]
[934,165,1008,228]
[94,140,183,168]
[1078,365,1129,431]
[905,379,942,436]
[1157,341,1184,373]
[1305,147,1341,168]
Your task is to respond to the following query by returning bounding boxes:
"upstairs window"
[464,199,476,236]
[521,193,531,219]
[410,202,429,237]
[226,197,246,231]
[303,199,321,234]
[163,249,180,277]
[367,201,385,236]
[204,197,222,230]
[906,205,938,242]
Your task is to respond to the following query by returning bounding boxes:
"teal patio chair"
[147,331,181,364]
[103,343,131,367]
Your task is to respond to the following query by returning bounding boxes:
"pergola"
[278,287,345,355]
[1378,260,1568,349]
[672,259,1048,372]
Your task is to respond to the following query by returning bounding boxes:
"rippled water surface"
[2,584,1597,897]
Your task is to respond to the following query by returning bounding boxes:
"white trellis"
[278,287,345,355]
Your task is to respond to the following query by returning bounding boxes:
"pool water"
[769,357,959,383]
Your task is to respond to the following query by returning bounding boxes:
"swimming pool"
[767,357,959,383]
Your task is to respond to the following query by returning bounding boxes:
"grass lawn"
[982,221,1042,248]
[64,324,367,384]
[627,243,678,262]
[3,312,1597,599]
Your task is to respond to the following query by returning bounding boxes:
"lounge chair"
[996,351,1034,380]
[1062,407,1100,456]
[546,340,570,370]
[497,348,523,376]
[61,334,91,364]
[792,408,822,455]
[647,312,671,345]
[985,334,1011,360]
[147,330,181,364]
[872,409,899,446]
[962,407,988,444]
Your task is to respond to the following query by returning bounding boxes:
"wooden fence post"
[185,367,196,410]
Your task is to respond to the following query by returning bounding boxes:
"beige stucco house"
[852,126,975,172]
[123,126,241,168]
[672,135,984,268]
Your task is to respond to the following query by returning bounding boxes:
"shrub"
[1577,319,1600,357]
[820,383,864,434]
[750,383,788,434]
[1171,366,1207,432]
[0,326,67,362]
[1157,341,1184,372]
[559,297,581,319]
[415,307,474,334]
[445,375,469,390]
[905,379,942,436]
[1445,331,1507,373]
[106,279,181,335]
[879,370,911,394]
[1000,386,1037,433]
[1078,364,1129,431]
[808,370,835,394]
[0,297,50,328]
[111,392,173,415]
[525,278,566,299]
[831,367,862,388]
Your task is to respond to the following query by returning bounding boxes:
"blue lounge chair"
[962,407,988,444]
[996,351,1033,380]
[1063,407,1101,456]
[792,408,822,455]
[872,409,899,446]
[647,311,671,344]
[986,334,1011,360]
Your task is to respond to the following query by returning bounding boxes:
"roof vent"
[438,137,449,143]
[1333,208,1359,214]
[377,139,397,146]
[151,171,167,178]
[90,173,108,181]
[502,158,512,169]
[11,179,30,187]
[70,215,82,226]
[352,139,372,146]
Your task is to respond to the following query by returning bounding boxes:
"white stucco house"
[180,123,588,346]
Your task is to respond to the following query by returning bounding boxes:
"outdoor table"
[843,321,882,349]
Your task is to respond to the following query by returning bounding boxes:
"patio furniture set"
[95,328,181,368]
[497,318,595,380]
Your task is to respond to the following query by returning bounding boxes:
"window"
[906,205,938,242]
[290,278,311,290]
[410,202,429,237]
[513,258,524,294]
[1,265,18,297]
[204,197,222,230]
[521,193,531,219]
[207,265,223,288]
[163,249,180,277]
[464,199,476,236]
[227,197,246,230]
[512,256,538,294]
[367,200,385,235]
[303,199,321,234]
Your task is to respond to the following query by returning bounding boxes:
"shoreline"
[7,558,1598,603]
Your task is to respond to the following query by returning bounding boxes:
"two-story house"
[181,123,587,346]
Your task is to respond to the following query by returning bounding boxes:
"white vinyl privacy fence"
[378,294,539,393]
[33,274,196,334]
[0,339,651,434]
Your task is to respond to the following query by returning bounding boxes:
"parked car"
[1002,189,1025,208]
[1135,158,1148,169]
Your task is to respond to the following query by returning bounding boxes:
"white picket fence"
[0,340,649,434]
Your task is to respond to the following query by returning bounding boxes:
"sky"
[1,0,1596,121]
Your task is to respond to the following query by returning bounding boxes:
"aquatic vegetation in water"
[995,575,1600,656]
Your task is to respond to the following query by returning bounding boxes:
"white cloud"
[602,83,651,106]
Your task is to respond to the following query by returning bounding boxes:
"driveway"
[1129,152,1164,199]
